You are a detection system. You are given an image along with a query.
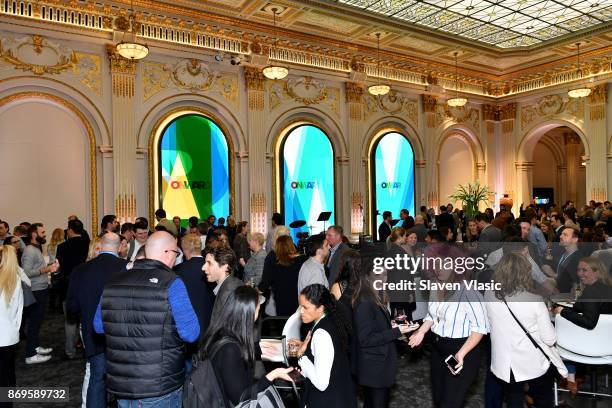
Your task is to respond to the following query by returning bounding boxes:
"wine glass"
[394,308,406,325]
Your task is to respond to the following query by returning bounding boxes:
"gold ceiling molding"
[2,0,612,99]
[520,94,584,130]
[0,91,98,236]
[0,34,76,75]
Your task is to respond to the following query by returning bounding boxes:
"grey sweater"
[21,245,48,291]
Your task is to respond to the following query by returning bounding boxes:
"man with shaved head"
[66,232,127,408]
[93,231,200,407]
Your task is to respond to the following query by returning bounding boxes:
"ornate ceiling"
[334,0,612,49]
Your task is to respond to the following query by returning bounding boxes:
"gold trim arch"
[148,107,236,224]
[0,92,98,235]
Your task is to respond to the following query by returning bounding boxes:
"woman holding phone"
[408,263,489,408]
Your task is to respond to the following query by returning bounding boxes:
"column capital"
[415,159,426,168]
[499,102,517,121]
[106,45,137,75]
[244,66,266,91]
[345,82,364,103]
[422,94,438,113]
[476,162,486,170]
[483,104,499,122]
[515,161,535,170]
[588,84,608,105]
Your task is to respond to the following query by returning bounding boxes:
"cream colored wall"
[0,101,89,232]
[438,135,474,209]
[532,143,557,191]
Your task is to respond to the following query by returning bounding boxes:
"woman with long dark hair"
[351,253,417,408]
[199,286,293,406]
[296,284,356,408]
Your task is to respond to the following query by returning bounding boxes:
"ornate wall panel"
[268,76,340,117]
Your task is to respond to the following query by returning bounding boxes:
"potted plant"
[448,181,493,219]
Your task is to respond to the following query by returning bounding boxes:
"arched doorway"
[369,131,415,240]
[277,123,335,240]
[156,113,232,224]
[0,99,93,232]
[438,134,474,210]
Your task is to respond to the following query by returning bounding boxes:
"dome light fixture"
[447,51,467,107]
[263,7,289,80]
[368,33,390,96]
[116,0,148,60]
[568,42,591,99]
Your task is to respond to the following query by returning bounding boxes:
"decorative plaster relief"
[141,59,238,107]
[363,90,418,126]
[0,34,101,96]
[268,76,340,115]
[520,94,584,128]
[434,103,480,131]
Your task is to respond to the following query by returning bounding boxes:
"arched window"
[158,114,230,223]
[279,124,335,240]
[371,132,415,239]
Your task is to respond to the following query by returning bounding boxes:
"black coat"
[378,222,392,243]
[173,256,215,335]
[56,235,90,298]
[435,212,455,231]
[352,300,401,388]
[66,253,127,357]
[556,250,582,293]
[561,280,612,329]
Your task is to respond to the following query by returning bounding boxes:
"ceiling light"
[368,32,390,96]
[568,42,591,98]
[447,51,467,107]
[115,0,148,60]
[263,7,289,80]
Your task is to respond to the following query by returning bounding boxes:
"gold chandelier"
[368,33,390,96]
[116,0,148,60]
[447,51,467,107]
[263,7,289,80]
[568,42,591,99]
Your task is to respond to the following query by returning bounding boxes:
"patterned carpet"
[13,307,610,408]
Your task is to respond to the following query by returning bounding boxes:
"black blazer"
[378,222,392,243]
[352,300,401,388]
[173,256,215,334]
[66,253,127,357]
[56,235,90,298]
[210,275,244,325]
[435,212,455,231]
[556,250,582,293]
[561,280,612,329]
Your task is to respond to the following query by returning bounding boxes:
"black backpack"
[183,338,235,408]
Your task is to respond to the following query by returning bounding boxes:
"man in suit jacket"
[543,227,582,293]
[476,212,502,255]
[203,247,244,325]
[173,233,214,335]
[400,209,415,230]
[435,205,455,232]
[378,211,393,243]
[56,218,91,359]
[410,215,429,242]
[65,232,127,408]
[325,225,350,285]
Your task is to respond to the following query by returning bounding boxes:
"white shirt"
[129,240,145,262]
[425,288,489,338]
[0,280,24,346]
[298,324,334,391]
[484,290,567,382]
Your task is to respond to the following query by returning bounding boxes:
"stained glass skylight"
[334,0,612,48]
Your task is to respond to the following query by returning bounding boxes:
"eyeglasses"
[165,249,180,257]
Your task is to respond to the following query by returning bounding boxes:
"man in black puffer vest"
[93,231,200,407]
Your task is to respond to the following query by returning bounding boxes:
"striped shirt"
[425,287,489,338]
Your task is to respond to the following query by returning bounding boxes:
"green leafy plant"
[448,181,493,219]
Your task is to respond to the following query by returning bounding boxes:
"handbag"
[235,384,286,408]
[21,281,37,307]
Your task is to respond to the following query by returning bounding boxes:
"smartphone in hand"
[445,354,463,375]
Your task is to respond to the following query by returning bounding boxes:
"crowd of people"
[0,199,610,408]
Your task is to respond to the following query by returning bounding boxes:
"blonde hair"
[579,257,612,286]
[493,252,534,300]
[48,228,65,254]
[0,245,19,306]
[247,232,265,247]
[389,227,406,243]
[271,226,290,250]
[181,233,202,255]
[87,237,103,261]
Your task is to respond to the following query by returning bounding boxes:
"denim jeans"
[86,353,106,408]
[117,386,182,408]
[26,289,48,357]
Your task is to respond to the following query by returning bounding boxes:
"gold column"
[483,104,498,201]
[586,84,608,202]
[500,103,516,211]
[565,133,582,206]
[107,45,137,223]
[515,161,534,207]
[423,95,438,210]
[244,67,268,233]
[346,82,364,234]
